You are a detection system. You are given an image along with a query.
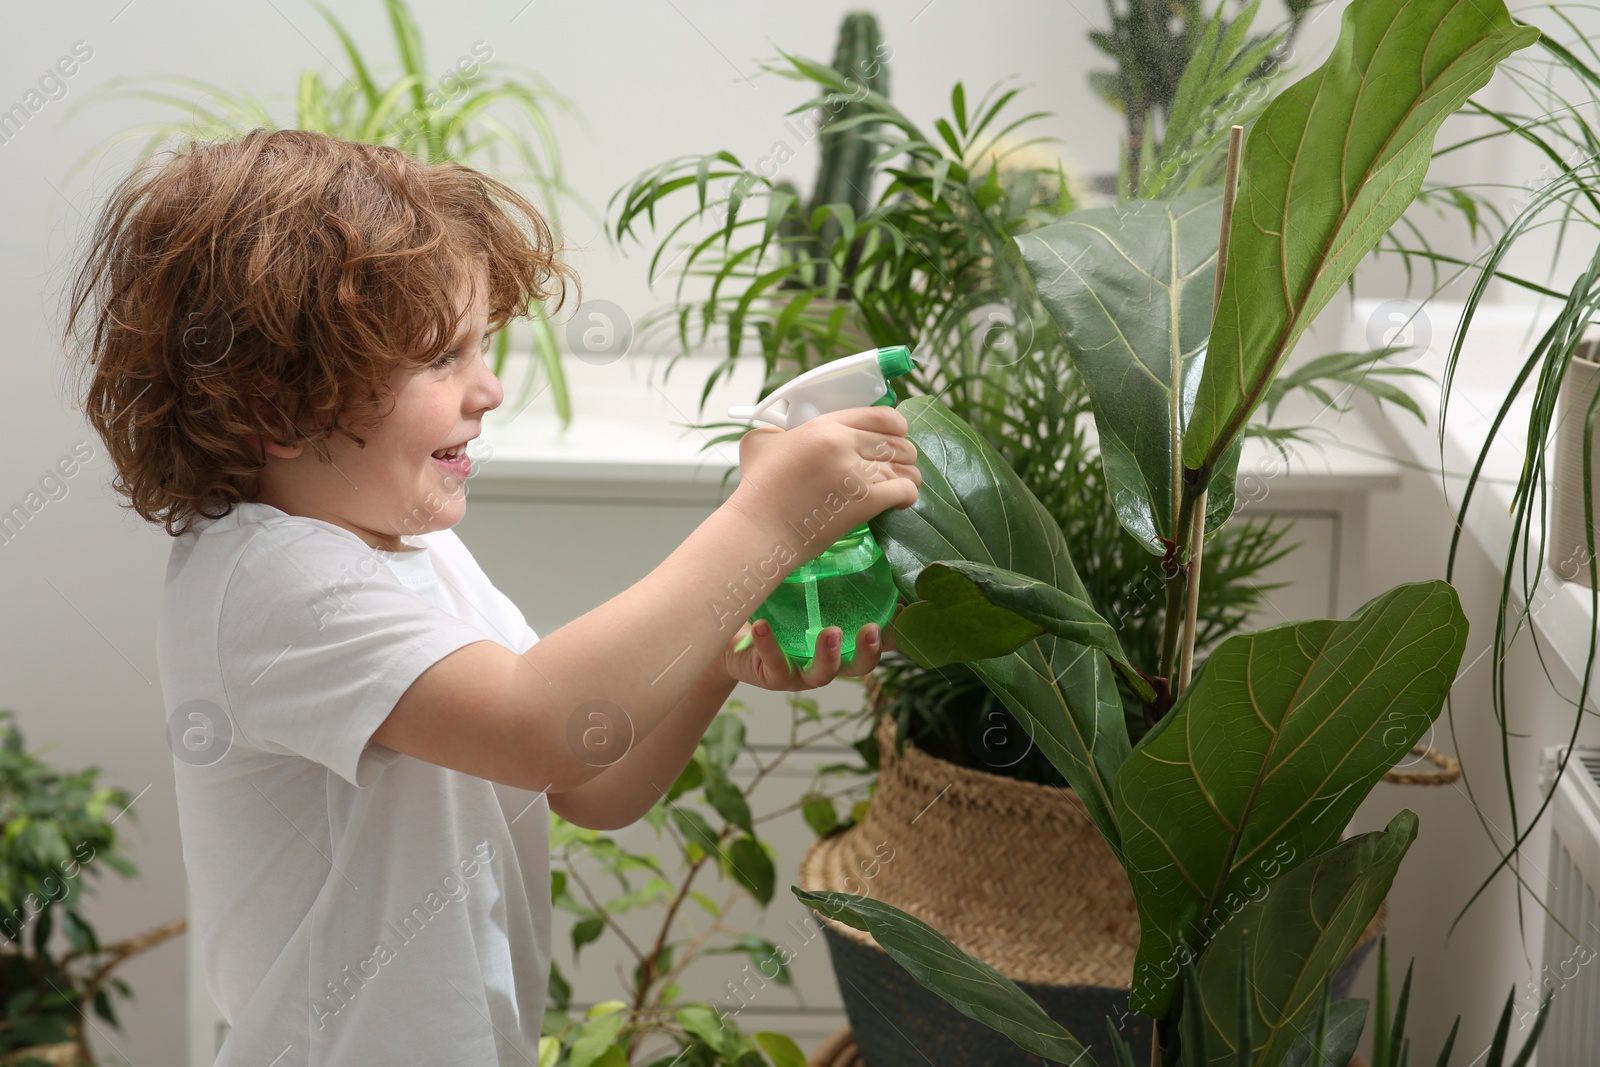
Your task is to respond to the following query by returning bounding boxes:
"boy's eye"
[433,333,492,369]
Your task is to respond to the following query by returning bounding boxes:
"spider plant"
[1374,9,1600,946]
[61,0,589,428]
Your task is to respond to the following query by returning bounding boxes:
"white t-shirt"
[157,501,551,1065]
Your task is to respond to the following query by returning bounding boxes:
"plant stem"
[1158,563,1188,687]
[1177,488,1209,691]
[563,858,648,965]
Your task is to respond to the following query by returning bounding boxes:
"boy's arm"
[546,655,737,831]
[373,407,919,799]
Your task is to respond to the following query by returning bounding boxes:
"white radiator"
[1537,746,1600,1064]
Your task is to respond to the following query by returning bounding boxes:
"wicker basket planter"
[798,701,1395,1066]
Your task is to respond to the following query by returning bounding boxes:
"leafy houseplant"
[537,694,876,1067]
[1089,0,1315,197]
[763,0,1549,1060]
[62,0,588,429]
[0,710,183,1067]
[609,6,1375,783]
[611,8,1431,1054]
[1370,14,1600,953]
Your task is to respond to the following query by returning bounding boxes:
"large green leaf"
[1181,0,1539,475]
[893,560,1156,702]
[1196,811,1416,1066]
[1280,999,1368,1067]
[1114,581,1467,1015]
[792,888,1087,1063]
[873,396,1130,850]
[1016,190,1243,556]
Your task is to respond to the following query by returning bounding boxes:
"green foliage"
[1016,189,1243,556]
[1089,0,1314,196]
[869,397,1132,850]
[1191,812,1414,1063]
[1366,937,1548,1067]
[544,695,874,1065]
[793,888,1088,1063]
[0,709,142,1058]
[1380,26,1600,931]
[62,0,585,429]
[772,11,891,293]
[772,0,1533,1062]
[610,57,1075,415]
[1116,583,1467,1015]
[1181,0,1539,478]
[892,560,1154,702]
[611,32,1298,790]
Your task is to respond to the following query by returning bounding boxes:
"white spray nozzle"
[727,346,914,430]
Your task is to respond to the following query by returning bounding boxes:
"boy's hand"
[719,615,899,691]
[728,406,920,557]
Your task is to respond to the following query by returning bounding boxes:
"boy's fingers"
[802,626,842,687]
[827,405,908,436]
[752,620,791,681]
[839,623,881,676]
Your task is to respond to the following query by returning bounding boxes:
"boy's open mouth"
[431,439,473,477]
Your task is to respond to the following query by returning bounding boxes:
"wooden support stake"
[1177,124,1245,696]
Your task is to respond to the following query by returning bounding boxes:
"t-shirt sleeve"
[216,525,495,788]
[436,527,540,655]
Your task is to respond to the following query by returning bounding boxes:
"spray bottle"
[727,345,916,668]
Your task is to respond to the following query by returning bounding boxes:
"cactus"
[780,10,889,292]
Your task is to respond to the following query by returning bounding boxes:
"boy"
[61,128,920,1065]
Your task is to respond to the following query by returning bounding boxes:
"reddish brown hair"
[61,127,576,537]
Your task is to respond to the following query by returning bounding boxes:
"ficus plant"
[785,0,1545,1062]
[537,693,877,1067]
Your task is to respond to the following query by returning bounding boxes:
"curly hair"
[61,127,577,537]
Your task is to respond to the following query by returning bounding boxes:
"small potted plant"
[0,709,184,1067]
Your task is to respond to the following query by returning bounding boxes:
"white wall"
[0,0,1570,1063]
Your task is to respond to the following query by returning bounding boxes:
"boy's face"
[251,263,503,552]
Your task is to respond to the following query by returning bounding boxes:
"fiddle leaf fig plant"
[1014,188,1243,561]
[785,0,1539,1060]
[862,398,1132,850]
[1180,0,1540,476]
[1114,583,1467,1016]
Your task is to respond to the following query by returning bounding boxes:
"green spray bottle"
[726,345,916,668]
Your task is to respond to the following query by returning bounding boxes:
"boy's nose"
[474,358,504,414]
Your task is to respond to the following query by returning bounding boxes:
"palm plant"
[61,0,588,428]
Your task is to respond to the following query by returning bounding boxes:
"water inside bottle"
[752,523,899,668]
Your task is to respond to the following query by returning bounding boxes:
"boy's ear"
[246,385,306,459]
[249,434,304,461]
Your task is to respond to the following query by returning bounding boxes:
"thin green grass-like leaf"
[307,0,380,110]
